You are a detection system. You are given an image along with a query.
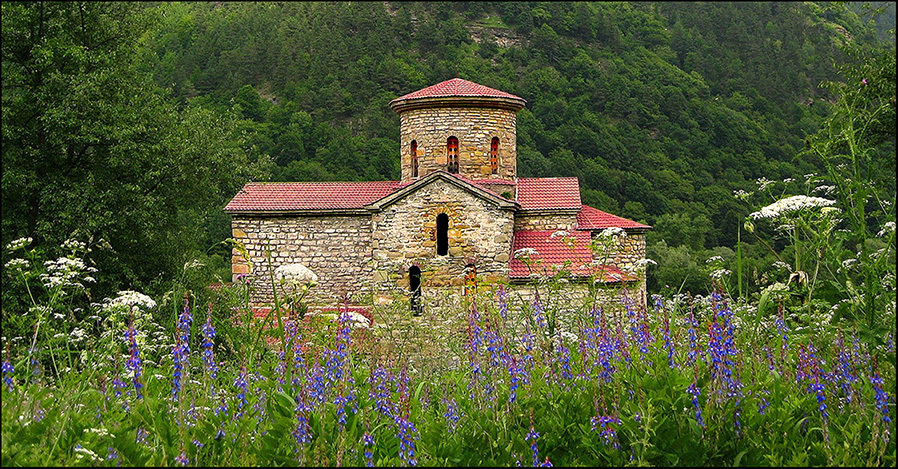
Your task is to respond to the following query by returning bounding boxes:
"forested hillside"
[3,1,895,299]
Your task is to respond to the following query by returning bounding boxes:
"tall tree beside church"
[1,2,259,294]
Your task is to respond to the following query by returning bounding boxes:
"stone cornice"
[390,96,526,114]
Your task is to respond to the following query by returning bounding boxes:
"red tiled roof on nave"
[509,229,634,281]
[516,177,582,210]
[577,205,652,230]
[392,78,524,102]
[224,181,400,211]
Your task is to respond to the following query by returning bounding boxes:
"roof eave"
[390,96,526,113]
[225,208,372,217]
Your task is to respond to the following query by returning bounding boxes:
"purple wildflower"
[687,382,705,428]
[442,396,462,432]
[234,366,249,415]
[136,427,148,445]
[106,447,119,466]
[175,449,189,466]
[870,365,892,430]
[171,335,187,401]
[292,395,313,448]
[201,308,218,379]
[125,319,143,399]
[362,432,375,467]
[527,426,541,467]
[395,415,419,466]
[591,413,622,449]
[2,358,14,392]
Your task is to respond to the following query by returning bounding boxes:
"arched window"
[409,265,422,316]
[446,136,459,174]
[490,137,499,175]
[436,213,449,256]
[411,140,418,178]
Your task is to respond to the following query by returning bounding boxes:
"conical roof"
[390,78,525,112]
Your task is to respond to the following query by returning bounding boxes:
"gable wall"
[371,179,515,299]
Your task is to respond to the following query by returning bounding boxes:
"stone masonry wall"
[399,107,517,182]
[513,213,578,232]
[371,179,515,303]
[231,215,373,308]
[589,231,648,310]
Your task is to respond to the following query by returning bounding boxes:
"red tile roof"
[393,78,523,101]
[509,230,634,282]
[224,181,400,212]
[516,177,582,210]
[226,177,602,212]
[577,205,652,230]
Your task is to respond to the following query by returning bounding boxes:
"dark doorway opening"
[409,265,422,316]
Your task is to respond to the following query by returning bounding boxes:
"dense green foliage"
[1,2,264,303]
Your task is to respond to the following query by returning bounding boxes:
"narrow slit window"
[411,140,418,178]
[447,136,459,174]
[409,265,422,316]
[436,213,449,256]
[490,137,499,174]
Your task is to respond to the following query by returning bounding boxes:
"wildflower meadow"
[1,233,894,466]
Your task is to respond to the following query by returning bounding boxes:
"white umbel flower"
[749,195,836,220]
[108,291,157,310]
[275,263,318,285]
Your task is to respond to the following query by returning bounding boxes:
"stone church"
[225,78,651,311]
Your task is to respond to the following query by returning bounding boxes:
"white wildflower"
[733,189,752,201]
[756,177,775,191]
[877,221,896,238]
[514,248,539,259]
[749,195,836,219]
[4,258,30,271]
[62,239,86,252]
[598,227,627,239]
[783,178,795,183]
[634,258,657,268]
[549,230,570,239]
[710,268,732,279]
[706,256,724,263]
[69,328,88,343]
[813,185,836,195]
[275,263,318,286]
[803,173,817,181]
[52,312,65,320]
[84,427,111,437]
[761,282,789,295]
[184,259,204,270]
[107,291,157,310]
[6,237,33,251]
[73,445,101,462]
[841,258,857,270]
[772,261,791,271]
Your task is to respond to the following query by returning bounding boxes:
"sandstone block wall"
[513,213,578,232]
[371,179,515,302]
[231,215,374,307]
[399,107,517,182]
